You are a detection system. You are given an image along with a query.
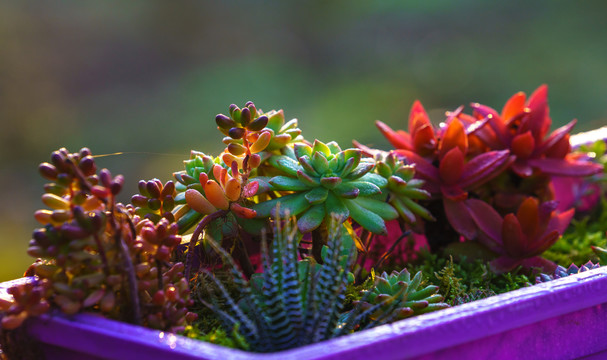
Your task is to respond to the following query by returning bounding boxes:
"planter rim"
[3,267,607,360]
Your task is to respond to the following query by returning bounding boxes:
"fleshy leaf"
[297,205,326,233]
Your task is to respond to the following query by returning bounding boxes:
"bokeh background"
[1,1,606,281]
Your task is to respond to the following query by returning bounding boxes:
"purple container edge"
[3,267,607,360]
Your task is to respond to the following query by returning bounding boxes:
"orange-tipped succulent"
[185,163,258,220]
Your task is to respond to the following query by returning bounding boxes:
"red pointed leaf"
[440,185,467,201]
[527,230,560,257]
[409,100,431,136]
[521,85,550,139]
[501,91,526,122]
[489,256,523,274]
[413,123,437,157]
[527,158,603,177]
[376,120,411,150]
[459,150,513,189]
[511,160,534,178]
[534,119,576,156]
[502,213,526,257]
[439,147,465,185]
[546,134,571,159]
[444,198,477,240]
[465,199,503,251]
[511,131,535,159]
[439,119,468,161]
[516,197,539,238]
[547,208,574,236]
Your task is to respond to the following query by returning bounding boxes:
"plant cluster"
[0,87,604,354]
[371,85,602,272]
[1,148,196,332]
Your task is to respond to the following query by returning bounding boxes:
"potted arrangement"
[1,85,606,360]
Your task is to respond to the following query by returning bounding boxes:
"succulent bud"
[228,127,246,139]
[228,143,247,156]
[39,163,58,180]
[160,181,175,198]
[42,193,70,210]
[79,156,97,176]
[216,114,236,129]
[240,107,251,126]
[146,180,162,198]
[247,115,269,131]
[99,169,113,188]
[248,153,262,169]
[110,175,124,195]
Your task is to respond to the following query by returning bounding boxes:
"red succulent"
[465,197,574,273]
[376,104,514,240]
[470,85,602,178]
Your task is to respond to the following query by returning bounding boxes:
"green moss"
[544,199,607,266]
[183,323,249,350]
[407,251,532,306]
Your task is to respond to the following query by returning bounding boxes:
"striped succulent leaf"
[202,212,400,352]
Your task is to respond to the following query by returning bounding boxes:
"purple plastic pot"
[2,128,606,360]
[2,266,607,360]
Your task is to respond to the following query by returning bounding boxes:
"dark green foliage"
[409,251,532,306]
[544,198,607,266]
[452,289,497,306]
[183,324,249,350]
[356,268,449,320]
[200,214,399,352]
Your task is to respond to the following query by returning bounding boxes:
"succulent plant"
[131,179,177,224]
[2,148,196,332]
[259,108,304,152]
[200,214,400,352]
[253,140,398,235]
[535,261,600,283]
[452,289,497,306]
[373,151,434,223]
[355,268,449,321]
[465,197,574,273]
[470,85,603,178]
[216,102,272,170]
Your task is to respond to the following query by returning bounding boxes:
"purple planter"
[3,266,607,360]
[2,128,606,359]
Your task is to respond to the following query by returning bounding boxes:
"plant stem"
[92,233,110,277]
[372,230,411,270]
[156,259,164,291]
[184,209,229,281]
[110,205,142,326]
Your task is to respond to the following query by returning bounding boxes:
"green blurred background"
[1,1,606,281]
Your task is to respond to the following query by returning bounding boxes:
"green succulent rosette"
[253,140,398,234]
[358,269,449,320]
[262,109,304,152]
[374,152,435,223]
